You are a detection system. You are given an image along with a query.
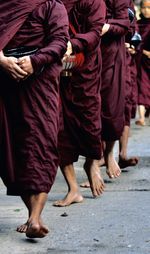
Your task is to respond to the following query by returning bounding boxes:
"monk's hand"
[125,43,130,49]
[101,23,110,36]
[62,41,73,64]
[18,56,34,79]
[128,45,136,55]
[0,51,28,81]
[65,41,73,56]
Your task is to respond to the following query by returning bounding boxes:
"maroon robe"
[0,0,47,51]
[136,16,150,108]
[59,0,106,166]
[124,1,137,126]
[130,57,138,118]
[101,0,130,141]
[125,50,138,125]
[0,0,69,195]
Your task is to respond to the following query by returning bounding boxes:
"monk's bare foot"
[118,156,139,169]
[80,157,106,188]
[17,222,28,233]
[53,191,84,207]
[80,158,106,188]
[84,159,105,197]
[16,218,48,235]
[26,219,49,238]
[80,181,90,188]
[135,119,145,126]
[105,156,121,179]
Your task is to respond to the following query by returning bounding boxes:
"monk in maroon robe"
[135,0,150,126]
[118,47,139,168]
[99,0,130,178]
[80,0,133,188]
[118,1,139,169]
[53,0,106,207]
[0,0,68,238]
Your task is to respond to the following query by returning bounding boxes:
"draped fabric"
[61,0,79,12]
[124,50,138,125]
[124,0,137,126]
[101,0,130,141]
[136,16,150,108]
[0,0,47,51]
[0,0,69,195]
[58,0,106,166]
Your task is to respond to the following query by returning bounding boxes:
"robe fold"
[125,50,138,125]
[59,0,106,167]
[124,1,138,126]
[136,16,150,108]
[0,0,69,195]
[101,0,130,141]
[0,0,47,51]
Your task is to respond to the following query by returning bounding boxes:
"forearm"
[105,0,130,37]
[30,35,68,73]
[70,30,101,54]
[30,1,69,73]
[107,22,128,36]
[70,0,105,54]
[143,49,150,58]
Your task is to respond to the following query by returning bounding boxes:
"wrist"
[0,53,7,67]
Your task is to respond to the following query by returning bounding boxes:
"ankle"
[119,153,127,160]
[68,186,80,193]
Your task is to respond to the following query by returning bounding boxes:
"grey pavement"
[0,119,150,254]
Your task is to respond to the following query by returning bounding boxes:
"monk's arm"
[70,0,106,54]
[30,1,69,72]
[143,49,150,58]
[106,1,130,37]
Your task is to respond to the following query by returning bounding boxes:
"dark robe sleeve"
[137,22,150,52]
[30,0,69,72]
[70,0,106,54]
[107,1,130,36]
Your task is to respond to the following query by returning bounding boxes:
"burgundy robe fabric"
[124,1,138,126]
[0,0,47,51]
[136,16,150,108]
[124,51,138,125]
[101,0,130,141]
[130,56,138,118]
[58,0,106,167]
[0,0,69,195]
[0,98,15,187]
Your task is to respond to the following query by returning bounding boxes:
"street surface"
[0,119,150,254]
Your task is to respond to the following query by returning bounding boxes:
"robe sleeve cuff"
[108,24,115,34]
[70,38,84,53]
[107,24,127,37]
[30,54,53,73]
